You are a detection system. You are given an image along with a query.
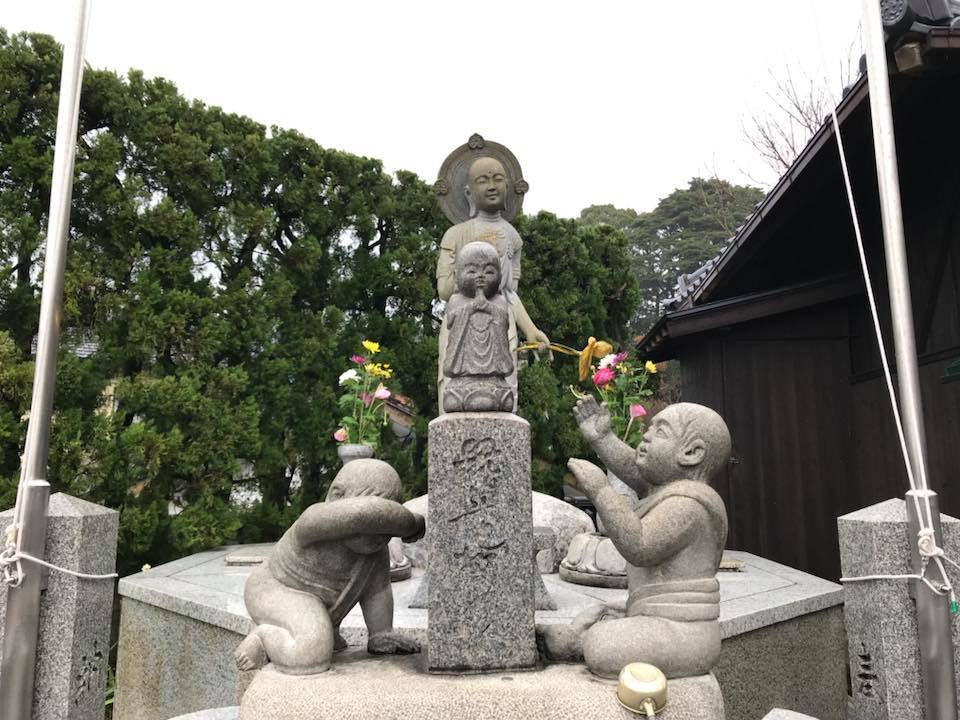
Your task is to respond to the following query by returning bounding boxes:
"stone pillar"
[0,493,119,720]
[838,498,960,720]
[427,412,537,672]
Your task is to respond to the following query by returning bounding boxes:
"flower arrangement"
[333,340,393,449]
[571,341,659,447]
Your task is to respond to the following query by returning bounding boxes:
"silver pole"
[859,1,958,718]
[0,1,92,718]
[0,481,50,719]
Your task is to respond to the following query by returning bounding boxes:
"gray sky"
[2,1,863,218]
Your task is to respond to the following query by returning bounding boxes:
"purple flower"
[350,354,367,365]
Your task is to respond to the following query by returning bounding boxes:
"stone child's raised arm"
[573,397,644,490]
[292,497,424,547]
[592,488,701,566]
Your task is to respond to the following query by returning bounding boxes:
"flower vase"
[337,443,374,465]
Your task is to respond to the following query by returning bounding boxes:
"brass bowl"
[616,663,667,716]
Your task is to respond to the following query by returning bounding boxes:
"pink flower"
[592,367,616,387]
[629,404,647,419]
[613,351,628,366]
[333,428,348,442]
[350,354,367,365]
[360,392,374,407]
[373,385,391,400]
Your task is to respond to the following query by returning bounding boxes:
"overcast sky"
[2,1,864,218]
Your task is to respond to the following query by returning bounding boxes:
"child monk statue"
[442,241,515,413]
[537,398,731,679]
[236,459,425,675]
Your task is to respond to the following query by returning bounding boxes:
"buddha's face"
[467,157,508,213]
[458,256,501,299]
[635,407,693,484]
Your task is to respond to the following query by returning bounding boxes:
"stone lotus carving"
[539,398,731,680]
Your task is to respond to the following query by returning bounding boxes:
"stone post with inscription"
[838,498,960,720]
[0,493,119,720]
[427,413,537,671]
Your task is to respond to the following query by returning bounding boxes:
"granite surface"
[426,412,537,671]
[116,547,842,720]
[714,606,845,720]
[239,652,724,720]
[401,490,594,573]
[114,598,243,720]
[168,709,238,720]
[838,497,960,720]
[0,493,118,720]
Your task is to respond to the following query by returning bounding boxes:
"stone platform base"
[238,652,724,720]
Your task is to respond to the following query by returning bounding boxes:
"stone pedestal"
[0,493,119,720]
[427,412,537,672]
[238,653,724,719]
[838,498,960,720]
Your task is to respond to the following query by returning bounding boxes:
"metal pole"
[0,481,50,719]
[859,1,958,717]
[0,1,91,718]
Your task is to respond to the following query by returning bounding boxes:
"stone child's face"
[467,158,508,213]
[458,259,500,298]
[635,409,686,483]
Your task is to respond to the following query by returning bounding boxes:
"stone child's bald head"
[325,459,402,503]
[455,241,501,299]
[636,403,731,484]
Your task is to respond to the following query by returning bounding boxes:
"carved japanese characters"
[236,459,425,675]
[538,399,730,679]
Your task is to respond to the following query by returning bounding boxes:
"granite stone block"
[115,547,844,720]
[427,412,537,672]
[0,493,118,720]
[713,606,845,720]
[838,498,960,720]
[114,598,243,720]
[239,653,723,720]
[168,709,238,720]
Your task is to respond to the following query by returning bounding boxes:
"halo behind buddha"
[434,133,528,224]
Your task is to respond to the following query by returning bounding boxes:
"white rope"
[807,2,955,608]
[0,544,118,586]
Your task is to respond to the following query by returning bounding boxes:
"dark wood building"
[639,31,960,581]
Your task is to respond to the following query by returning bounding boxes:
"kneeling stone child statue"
[538,398,730,680]
[236,458,426,675]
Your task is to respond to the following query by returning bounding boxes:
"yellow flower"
[366,362,393,379]
[361,339,380,354]
[645,360,658,374]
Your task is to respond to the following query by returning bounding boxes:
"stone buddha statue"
[435,135,550,408]
[442,241,515,412]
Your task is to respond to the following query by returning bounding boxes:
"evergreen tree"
[580,178,764,333]
[0,29,639,572]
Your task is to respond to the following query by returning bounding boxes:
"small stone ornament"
[235,459,426,675]
[442,241,515,413]
[539,399,731,680]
